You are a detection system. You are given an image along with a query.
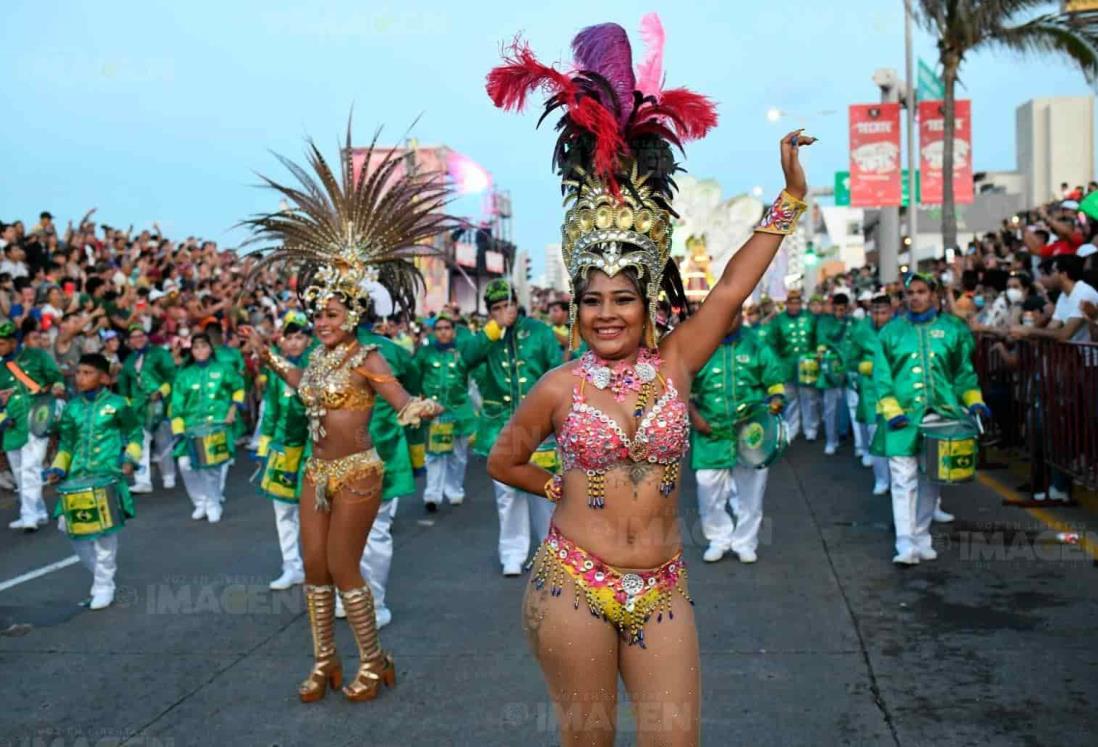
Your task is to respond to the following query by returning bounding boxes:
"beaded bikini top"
[298,341,378,441]
[558,350,689,508]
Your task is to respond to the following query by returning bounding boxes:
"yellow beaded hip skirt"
[530,524,692,648]
[304,448,384,512]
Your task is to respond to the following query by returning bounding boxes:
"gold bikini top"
[298,341,395,440]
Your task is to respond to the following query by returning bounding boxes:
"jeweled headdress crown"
[242,121,453,330]
[487,14,718,346]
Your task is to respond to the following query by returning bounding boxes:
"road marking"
[0,555,80,593]
[977,472,1098,562]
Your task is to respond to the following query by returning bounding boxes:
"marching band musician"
[815,292,855,456]
[255,314,312,591]
[0,319,65,531]
[690,314,786,564]
[413,312,475,511]
[870,273,989,565]
[466,279,562,576]
[848,292,893,495]
[169,333,246,524]
[45,354,143,610]
[768,289,819,442]
[119,323,177,493]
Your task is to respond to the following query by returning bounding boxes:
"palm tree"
[912,1,1098,249]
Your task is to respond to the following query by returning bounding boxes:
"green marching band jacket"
[846,317,884,425]
[465,315,562,458]
[690,329,786,470]
[357,328,419,501]
[214,345,248,440]
[414,341,476,440]
[168,359,245,459]
[767,311,817,383]
[813,314,855,390]
[869,311,986,458]
[256,352,310,503]
[50,389,143,519]
[0,347,64,451]
[117,344,176,427]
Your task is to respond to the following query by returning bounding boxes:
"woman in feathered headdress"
[240,124,446,704]
[484,15,814,744]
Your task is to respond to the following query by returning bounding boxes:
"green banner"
[835,170,921,207]
[917,58,944,101]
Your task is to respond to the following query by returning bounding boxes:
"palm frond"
[989,11,1098,83]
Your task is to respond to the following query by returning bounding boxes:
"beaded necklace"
[577,348,660,403]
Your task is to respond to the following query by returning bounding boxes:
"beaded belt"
[304,449,384,511]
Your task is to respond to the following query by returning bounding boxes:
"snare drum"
[29,394,61,438]
[145,398,166,431]
[735,402,788,469]
[427,416,456,455]
[796,355,819,386]
[260,443,304,501]
[186,423,231,469]
[57,475,124,540]
[530,436,560,474]
[919,419,978,484]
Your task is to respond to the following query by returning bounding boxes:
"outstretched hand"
[781,130,817,200]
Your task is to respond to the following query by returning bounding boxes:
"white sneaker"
[873,482,890,496]
[206,505,222,523]
[892,550,919,566]
[376,607,392,629]
[335,595,346,619]
[702,544,727,563]
[191,506,207,520]
[1048,486,1071,502]
[1033,491,1048,501]
[0,471,15,490]
[269,570,304,591]
[89,589,114,610]
[736,549,758,564]
[861,454,873,468]
[448,496,465,506]
[916,547,938,561]
[824,443,837,456]
[502,561,523,577]
[933,507,955,523]
[130,483,154,494]
[163,479,176,490]
[8,518,37,531]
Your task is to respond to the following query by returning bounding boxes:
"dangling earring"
[644,300,657,348]
[568,301,580,351]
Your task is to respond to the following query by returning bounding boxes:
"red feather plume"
[650,88,718,141]
[486,41,577,112]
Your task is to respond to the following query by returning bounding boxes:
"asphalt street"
[1,440,1096,747]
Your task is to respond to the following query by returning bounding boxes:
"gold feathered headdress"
[242,121,453,330]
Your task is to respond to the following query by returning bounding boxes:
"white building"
[1016,96,1094,206]
[545,243,569,293]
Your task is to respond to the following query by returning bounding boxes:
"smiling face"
[313,297,354,348]
[577,270,646,360]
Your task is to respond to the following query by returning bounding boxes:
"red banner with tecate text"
[848,103,902,207]
[918,99,973,205]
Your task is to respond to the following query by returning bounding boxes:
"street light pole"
[873,68,901,284]
[904,0,919,261]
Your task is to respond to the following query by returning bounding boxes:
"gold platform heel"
[299,584,342,703]
[339,586,396,701]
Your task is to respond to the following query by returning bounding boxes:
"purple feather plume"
[571,23,635,125]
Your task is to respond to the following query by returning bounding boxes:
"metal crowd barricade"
[973,334,1098,493]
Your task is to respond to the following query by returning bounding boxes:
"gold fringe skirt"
[304,449,384,512]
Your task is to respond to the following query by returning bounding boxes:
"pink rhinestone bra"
[557,351,689,508]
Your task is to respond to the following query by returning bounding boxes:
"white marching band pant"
[8,433,49,524]
[360,497,398,618]
[783,382,820,442]
[178,456,228,512]
[863,423,891,489]
[846,387,864,454]
[134,420,177,489]
[424,436,468,505]
[272,500,303,577]
[888,455,940,556]
[57,518,119,599]
[696,465,768,554]
[494,479,554,567]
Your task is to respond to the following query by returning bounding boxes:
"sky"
[1,0,1094,274]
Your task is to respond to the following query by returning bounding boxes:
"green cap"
[484,279,514,306]
[903,272,939,290]
[0,320,16,339]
